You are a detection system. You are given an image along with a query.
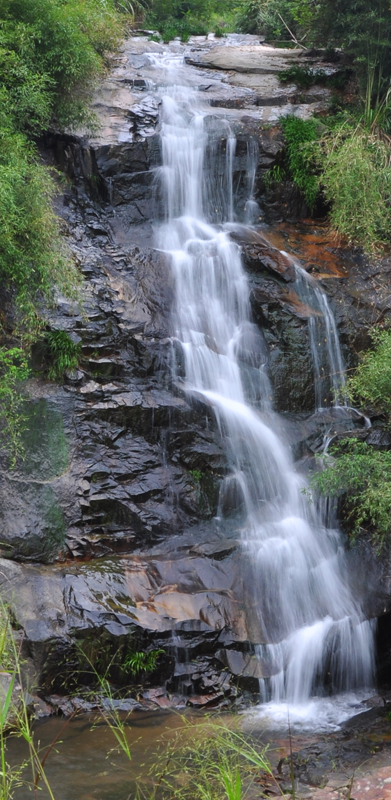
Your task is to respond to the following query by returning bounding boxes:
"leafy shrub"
[214,24,226,37]
[189,468,203,483]
[346,328,391,413]
[146,0,237,37]
[157,14,209,41]
[0,0,122,131]
[0,121,79,327]
[123,649,164,676]
[0,0,122,455]
[281,116,319,209]
[44,331,81,380]
[0,347,29,464]
[263,163,286,188]
[236,0,263,34]
[237,0,302,38]
[312,328,391,548]
[312,439,391,549]
[278,65,351,90]
[312,124,391,250]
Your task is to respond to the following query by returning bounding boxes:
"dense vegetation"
[0,0,126,459]
[2,0,391,539]
[279,117,391,250]
[312,329,391,549]
[258,0,391,252]
[144,0,239,40]
[145,0,391,250]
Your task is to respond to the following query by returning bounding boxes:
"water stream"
[154,65,375,726]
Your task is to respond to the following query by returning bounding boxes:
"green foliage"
[0,0,122,132]
[263,163,286,188]
[214,24,226,37]
[160,17,188,41]
[0,348,29,465]
[312,123,391,250]
[236,0,315,39]
[346,328,391,413]
[52,630,164,693]
[278,65,350,90]
[123,649,164,676]
[302,0,391,123]
[149,717,274,800]
[0,122,79,327]
[115,0,150,20]
[312,329,391,549]
[146,0,237,37]
[236,0,264,34]
[0,1,119,455]
[0,600,57,799]
[281,116,319,209]
[152,14,208,40]
[311,438,391,548]
[44,330,81,381]
[189,468,203,483]
[281,116,391,249]
[0,604,16,674]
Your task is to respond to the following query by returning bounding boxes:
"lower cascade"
[155,68,375,721]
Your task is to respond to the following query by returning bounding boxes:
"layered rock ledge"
[1,34,391,705]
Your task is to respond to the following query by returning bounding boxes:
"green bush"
[0,0,122,131]
[237,0,304,39]
[263,163,286,188]
[0,121,78,326]
[153,13,209,40]
[312,439,391,549]
[0,0,126,456]
[214,24,226,37]
[0,347,29,464]
[44,330,81,380]
[146,0,237,37]
[123,649,164,676]
[312,327,391,548]
[312,123,391,250]
[280,117,391,250]
[281,116,319,209]
[278,65,351,90]
[346,328,391,413]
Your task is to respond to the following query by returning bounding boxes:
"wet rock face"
[2,35,391,701]
[0,530,263,697]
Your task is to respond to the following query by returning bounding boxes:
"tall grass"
[0,601,57,799]
[312,123,391,251]
[143,717,281,800]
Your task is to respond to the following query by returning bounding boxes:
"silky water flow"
[154,71,375,728]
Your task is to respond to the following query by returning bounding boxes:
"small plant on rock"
[0,347,29,465]
[123,649,164,676]
[44,330,81,381]
[280,116,319,210]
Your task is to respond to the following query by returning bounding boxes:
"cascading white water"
[292,261,347,409]
[154,72,375,727]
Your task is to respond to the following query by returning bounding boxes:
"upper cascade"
[151,57,374,725]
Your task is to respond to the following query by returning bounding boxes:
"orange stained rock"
[260,221,349,278]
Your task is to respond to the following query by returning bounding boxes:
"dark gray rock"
[2,34,391,704]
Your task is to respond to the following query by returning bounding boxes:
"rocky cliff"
[1,34,391,709]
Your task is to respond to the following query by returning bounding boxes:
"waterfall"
[154,77,375,725]
[292,262,347,409]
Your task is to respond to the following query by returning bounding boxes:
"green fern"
[123,649,164,676]
[45,330,81,381]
